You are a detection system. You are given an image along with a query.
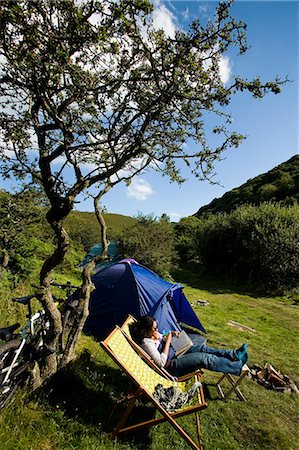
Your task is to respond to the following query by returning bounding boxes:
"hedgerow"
[195,203,299,291]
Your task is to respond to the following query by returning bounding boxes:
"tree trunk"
[60,194,112,366]
[1,248,9,269]
[94,188,111,259]
[35,215,69,382]
[59,259,96,366]
[33,191,112,383]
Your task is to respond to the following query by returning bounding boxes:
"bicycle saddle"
[12,294,35,305]
[0,323,20,341]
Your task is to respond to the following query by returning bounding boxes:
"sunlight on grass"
[0,269,298,449]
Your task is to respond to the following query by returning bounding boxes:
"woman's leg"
[188,343,240,361]
[195,344,237,361]
[168,351,243,377]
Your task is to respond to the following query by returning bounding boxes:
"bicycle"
[0,281,78,409]
[0,293,48,408]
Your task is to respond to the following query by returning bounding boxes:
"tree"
[118,214,175,277]
[0,0,285,383]
[160,213,171,223]
[258,183,277,202]
[0,187,45,275]
[194,203,299,292]
[175,216,202,263]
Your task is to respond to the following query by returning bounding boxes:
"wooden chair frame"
[101,325,208,450]
[215,367,249,401]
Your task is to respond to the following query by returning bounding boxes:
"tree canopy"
[118,213,175,277]
[0,0,285,201]
[0,187,45,274]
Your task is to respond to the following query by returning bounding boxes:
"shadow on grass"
[171,264,267,298]
[31,350,154,449]
[202,382,221,402]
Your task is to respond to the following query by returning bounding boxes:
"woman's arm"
[161,332,172,362]
[141,333,172,367]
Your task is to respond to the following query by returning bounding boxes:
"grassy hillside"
[65,211,136,251]
[0,268,298,450]
[67,211,136,237]
[195,154,299,216]
[0,192,135,277]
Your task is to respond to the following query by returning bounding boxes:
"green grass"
[0,268,298,450]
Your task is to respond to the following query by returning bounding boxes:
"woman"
[130,316,248,378]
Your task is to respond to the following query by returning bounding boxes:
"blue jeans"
[168,344,243,377]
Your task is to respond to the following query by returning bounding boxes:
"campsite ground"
[0,268,298,450]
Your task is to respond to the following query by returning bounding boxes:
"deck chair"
[101,325,208,450]
[122,314,249,402]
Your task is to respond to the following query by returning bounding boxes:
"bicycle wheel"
[0,339,30,409]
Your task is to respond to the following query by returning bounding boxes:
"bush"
[196,203,299,291]
[174,216,202,263]
[118,215,176,277]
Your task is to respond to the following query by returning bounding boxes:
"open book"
[171,331,193,358]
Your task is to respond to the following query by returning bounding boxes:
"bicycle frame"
[1,310,46,385]
[1,340,26,385]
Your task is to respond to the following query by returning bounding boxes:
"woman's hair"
[129,315,156,344]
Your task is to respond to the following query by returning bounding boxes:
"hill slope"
[195,154,299,216]
[65,211,136,250]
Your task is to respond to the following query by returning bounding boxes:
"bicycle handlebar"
[31,281,78,291]
[50,281,78,290]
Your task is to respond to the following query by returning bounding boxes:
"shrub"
[174,216,202,263]
[118,215,176,277]
[196,203,299,291]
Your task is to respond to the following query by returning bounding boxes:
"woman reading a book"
[130,316,248,377]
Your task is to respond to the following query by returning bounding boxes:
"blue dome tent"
[82,260,206,340]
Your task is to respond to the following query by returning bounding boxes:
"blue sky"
[89,0,298,221]
[1,1,298,221]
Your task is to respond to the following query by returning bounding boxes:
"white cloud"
[152,1,177,38]
[127,178,154,201]
[198,3,210,18]
[182,7,190,21]
[219,55,231,84]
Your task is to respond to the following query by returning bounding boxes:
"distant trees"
[195,155,299,216]
[175,216,202,263]
[0,0,285,383]
[177,203,299,292]
[118,214,175,277]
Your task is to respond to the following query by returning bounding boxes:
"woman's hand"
[165,332,172,343]
[161,329,172,362]
[172,331,180,337]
